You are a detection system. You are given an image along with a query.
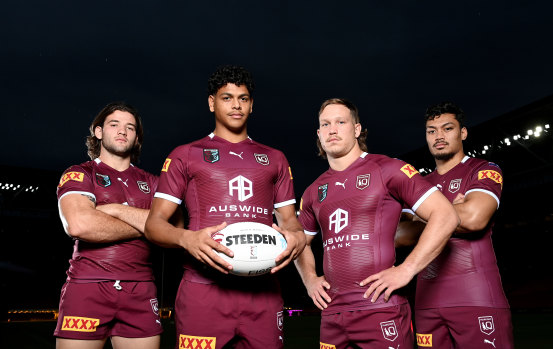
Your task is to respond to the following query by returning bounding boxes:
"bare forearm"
[70,210,142,243]
[144,215,187,248]
[294,245,318,286]
[97,204,149,233]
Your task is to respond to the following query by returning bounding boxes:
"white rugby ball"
[211,222,288,276]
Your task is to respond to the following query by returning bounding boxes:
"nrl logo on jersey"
[203,149,220,163]
[95,173,111,187]
[356,174,370,190]
[448,178,462,193]
[137,181,150,194]
[318,184,328,202]
[254,153,270,166]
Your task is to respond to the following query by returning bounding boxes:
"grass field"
[1,311,552,348]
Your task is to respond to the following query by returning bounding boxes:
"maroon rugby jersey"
[57,158,158,281]
[299,153,436,314]
[155,134,296,282]
[416,156,509,309]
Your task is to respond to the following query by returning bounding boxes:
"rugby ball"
[211,222,288,276]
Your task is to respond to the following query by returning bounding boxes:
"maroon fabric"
[299,154,435,314]
[57,159,158,281]
[54,281,162,339]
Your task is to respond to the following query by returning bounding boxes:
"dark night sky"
[2,1,553,193]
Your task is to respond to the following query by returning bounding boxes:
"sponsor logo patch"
[203,149,220,163]
[162,158,171,172]
[448,178,462,193]
[150,298,159,315]
[58,171,84,187]
[416,333,432,347]
[229,175,253,202]
[318,184,328,202]
[61,316,100,332]
[179,334,216,349]
[479,315,495,335]
[95,173,111,187]
[254,153,270,165]
[320,343,336,349]
[400,164,419,178]
[277,311,283,331]
[380,320,398,341]
[478,170,503,187]
[329,208,348,234]
[137,181,150,193]
[356,174,370,190]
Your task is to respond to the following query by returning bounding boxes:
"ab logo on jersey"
[229,175,253,202]
[162,158,171,172]
[329,209,348,234]
[416,333,432,347]
[61,316,100,332]
[58,171,84,187]
[478,170,503,188]
[95,173,111,187]
[400,164,419,178]
[380,320,398,341]
[320,343,336,349]
[318,184,328,202]
[179,335,216,349]
[203,149,220,163]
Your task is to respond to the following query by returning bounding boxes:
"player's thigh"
[110,335,160,349]
[320,313,348,349]
[175,280,235,348]
[111,281,163,338]
[443,307,513,349]
[54,282,116,340]
[56,337,106,349]
[235,288,284,349]
[415,308,452,349]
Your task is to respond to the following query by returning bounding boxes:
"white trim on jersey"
[304,229,318,236]
[402,208,415,215]
[360,152,368,158]
[412,186,438,213]
[154,192,182,205]
[465,188,500,209]
[461,155,470,163]
[274,198,296,209]
[58,191,96,235]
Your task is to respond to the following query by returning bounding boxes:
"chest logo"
[478,170,503,188]
[400,164,419,178]
[335,179,347,189]
[356,174,370,190]
[478,316,495,335]
[137,181,150,194]
[229,175,253,202]
[254,153,270,166]
[95,173,111,187]
[203,149,220,163]
[448,178,462,193]
[318,184,328,202]
[229,151,243,159]
[58,171,84,188]
[329,208,348,234]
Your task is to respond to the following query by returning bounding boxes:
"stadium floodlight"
[524,135,530,139]
[536,126,543,133]
[545,124,550,129]
[535,132,541,138]
[484,145,489,150]
[504,138,509,143]
[527,130,533,135]
[482,150,487,154]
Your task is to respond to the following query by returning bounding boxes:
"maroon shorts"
[54,281,162,340]
[175,279,284,349]
[320,304,413,349]
[415,306,514,349]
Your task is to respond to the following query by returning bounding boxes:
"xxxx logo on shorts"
[61,316,100,332]
[58,172,84,187]
[400,164,419,178]
[478,170,503,188]
[179,334,216,349]
[416,333,432,347]
[320,342,336,349]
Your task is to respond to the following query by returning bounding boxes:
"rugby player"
[398,101,514,348]
[144,65,306,349]
[294,98,458,349]
[55,102,164,349]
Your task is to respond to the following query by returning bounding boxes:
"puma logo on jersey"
[229,151,243,159]
[335,179,347,189]
[117,178,128,187]
[484,338,496,348]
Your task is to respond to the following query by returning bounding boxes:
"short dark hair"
[316,98,368,159]
[424,101,466,128]
[86,102,143,163]
[207,65,255,97]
